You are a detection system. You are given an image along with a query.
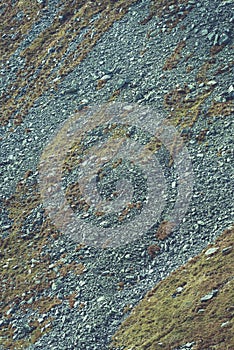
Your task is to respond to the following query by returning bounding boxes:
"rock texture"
[0,0,233,349]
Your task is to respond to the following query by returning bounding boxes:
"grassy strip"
[110,226,234,350]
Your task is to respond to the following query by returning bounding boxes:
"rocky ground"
[0,0,233,349]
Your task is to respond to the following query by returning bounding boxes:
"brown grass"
[110,226,234,350]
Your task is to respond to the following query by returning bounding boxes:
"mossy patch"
[163,84,212,128]
[110,226,234,350]
[206,100,234,118]
[162,41,233,130]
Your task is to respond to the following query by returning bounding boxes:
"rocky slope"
[0,0,233,349]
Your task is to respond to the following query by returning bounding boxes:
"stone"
[201,289,218,302]
[197,220,205,225]
[201,29,208,36]
[206,80,217,86]
[176,286,183,293]
[222,246,232,255]
[228,85,234,94]
[97,296,105,303]
[213,33,219,45]
[219,33,230,45]
[205,247,219,256]
[208,32,216,41]
[100,74,111,81]
[27,297,34,304]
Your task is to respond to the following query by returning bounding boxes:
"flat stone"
[201,289,218,302]
[27,297,34,304]
[222,246,232,255]
[197,308,205,313]
[176,286,183,293]
[100,74,111,81]
[197,220,205,225]
[201,29,208,36]
[206,80,217,86]
[219,33,230,45]
[205,247,219,256]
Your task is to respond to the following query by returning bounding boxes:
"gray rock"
[200,289,219,302]
[200,29,208,36]
[222,246,233,255]
[219,32,231,45]
[205,247,219,256]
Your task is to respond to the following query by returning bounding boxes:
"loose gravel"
[0,0,233,349]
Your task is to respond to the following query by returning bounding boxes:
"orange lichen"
[196,59,215,84]
[210,44,225,56]
[108,89,121,102]
[96,79,108,90]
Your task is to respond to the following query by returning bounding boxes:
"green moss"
[110,226,234,350]
[163,56,233,130]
